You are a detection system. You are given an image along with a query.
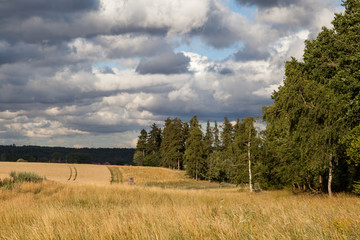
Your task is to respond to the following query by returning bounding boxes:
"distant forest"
[134,0,360,195]
[0,145,134,165]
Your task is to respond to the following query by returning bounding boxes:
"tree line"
[134,116,262,191]
[0,145,134,165]
[134,0,360,195]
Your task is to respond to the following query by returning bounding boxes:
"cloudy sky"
[0,0,342,148]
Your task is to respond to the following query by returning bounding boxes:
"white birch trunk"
[328,153,333,197]
[248,128,252,193]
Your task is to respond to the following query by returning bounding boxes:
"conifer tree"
[221,117,233,151]
[144,123,162,166]
[213,121,220,151]
[204,120,214,157]
[184,115,206,180]
[133,129,147,166]
[160,118,185,169]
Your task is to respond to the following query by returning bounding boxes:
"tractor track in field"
[67,165,78,181]
[107,167,123,184]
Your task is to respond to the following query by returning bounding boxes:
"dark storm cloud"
[193,2,240,48]
[0,0,99,19]
[219,68,234,75]
[0,0,101,44]
[136,52,190,75]
[235,0,295,8]
[234,47,271,61]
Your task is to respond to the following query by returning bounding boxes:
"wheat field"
[0,162,359,239]
[0,162,110,184]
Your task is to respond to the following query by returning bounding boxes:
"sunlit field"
[0,162,110,184]
[0,163,359,239]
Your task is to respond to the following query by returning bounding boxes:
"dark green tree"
[263,0,360,195]
[204,120,214,157]
[144,123,162,166]
[146,123,162,155]
[160,118,185,169]
[213,120,220,151]
[133,129,147,166]
[184,115,206,180]
[221,117,233,151]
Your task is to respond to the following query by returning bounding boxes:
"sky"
[0,0,343,148]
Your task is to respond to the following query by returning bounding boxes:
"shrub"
[0,178,14,189]
[353,181,360,195]
[9,171,45,183]
[16,158,27,162]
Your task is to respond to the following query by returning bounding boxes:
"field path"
[0,162,111,184]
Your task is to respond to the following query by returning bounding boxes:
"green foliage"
[9,171,45,183]
[147,123,162,155]
[133,129,147,166]
[261,0,360,193]
[184,115,206,180]
[346,125,360,165]
[51,152,64,163]
[143,153,162,167]
[353,181,360,195]
[0,145,134,165]
[160,118,186,169]
[16,158,27,162]
[107,167,123,184]
[221,117,233,151]
[131,0,360,192]
[0,178,14,190]
[67,152,93,164]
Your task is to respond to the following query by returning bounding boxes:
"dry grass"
[0,182,359,240]
[0,163,359,239]
[117,166,230,189]
[0,162,110,184]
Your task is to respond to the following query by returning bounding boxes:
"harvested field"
[0,163,231,188]
[0,162,110,184]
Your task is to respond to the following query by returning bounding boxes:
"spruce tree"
[213,121,220,151]
[221,117,233,151]
[145,123,162,166]
[133,129,147,166]
[204,120,214,157]
[184,115,206,180]
[160,118,185,169]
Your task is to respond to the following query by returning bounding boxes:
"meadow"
[0,162,359,239]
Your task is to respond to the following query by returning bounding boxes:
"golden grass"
[0,162,110,184]
[0,182,359,239]
[117,166,228,189]
[0,163,359,239]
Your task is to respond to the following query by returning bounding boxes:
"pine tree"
[160,118,185,169]
[145,123,162,166]
[213,121,220,151]
[204,120,213,157]
[133,129,147,166]
[184,115,206,180]
[221,117,233,151]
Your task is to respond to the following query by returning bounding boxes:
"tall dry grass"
[0,181,359,240]
[117,166,229,189]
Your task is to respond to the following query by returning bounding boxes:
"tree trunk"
[248,128,253,193]
[328,153,333,197]
[178,158,180,170]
